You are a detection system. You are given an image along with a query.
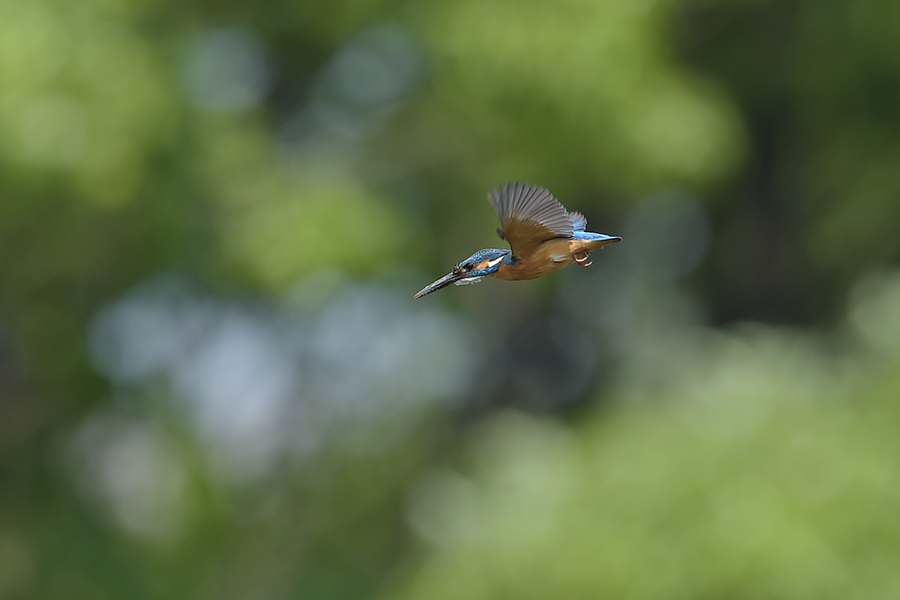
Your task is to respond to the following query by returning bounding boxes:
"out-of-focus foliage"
[388,273,900,599]
[1,0,900,598]
[402,0,744,194]
[682,0,900,322]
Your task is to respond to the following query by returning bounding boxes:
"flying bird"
[414,182,621,299]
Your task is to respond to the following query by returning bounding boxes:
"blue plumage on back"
[572,231,619,243]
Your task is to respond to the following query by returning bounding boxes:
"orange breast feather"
[493,238,574,281]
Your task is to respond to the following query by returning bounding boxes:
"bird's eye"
[463,263,474,272]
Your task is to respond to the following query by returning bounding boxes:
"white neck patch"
[454,276,484,286]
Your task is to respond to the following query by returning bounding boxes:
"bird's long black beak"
[414,270,465,299]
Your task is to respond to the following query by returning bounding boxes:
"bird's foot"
[573,251,592,268]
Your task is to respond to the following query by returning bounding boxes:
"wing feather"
[488,182,574,257]
[569,211,587,232]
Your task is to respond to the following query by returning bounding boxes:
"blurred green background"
[3,0,900,598]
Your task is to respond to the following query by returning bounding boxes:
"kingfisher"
[414,182,622,299]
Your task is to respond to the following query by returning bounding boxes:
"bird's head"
[414,248,511,299]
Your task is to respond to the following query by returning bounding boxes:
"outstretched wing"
[488,182,574,258]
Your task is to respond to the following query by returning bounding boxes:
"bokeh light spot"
[182,28,271,112]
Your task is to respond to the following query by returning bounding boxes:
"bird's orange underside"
[492,237,616,281]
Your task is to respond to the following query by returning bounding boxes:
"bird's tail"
[580,232,622,251]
